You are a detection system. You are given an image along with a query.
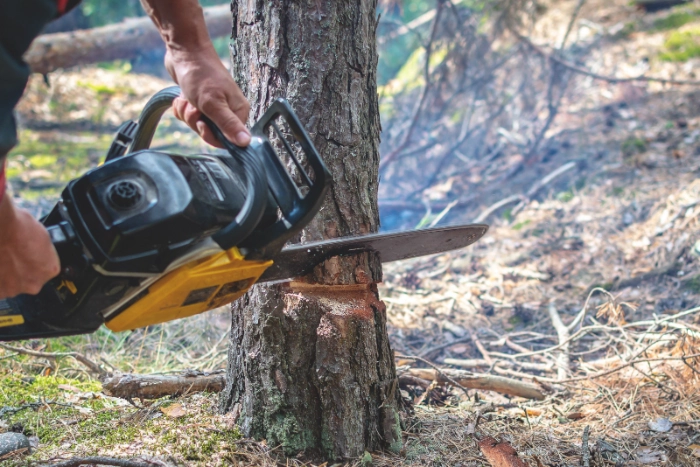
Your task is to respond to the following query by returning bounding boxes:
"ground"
[2,0,700,466]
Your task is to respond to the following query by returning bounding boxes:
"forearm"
[140,0,217,58]
[0,159,6,207]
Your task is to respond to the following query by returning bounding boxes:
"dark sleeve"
[0,0,59,163]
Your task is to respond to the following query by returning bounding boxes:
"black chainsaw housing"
[1,87,330,341]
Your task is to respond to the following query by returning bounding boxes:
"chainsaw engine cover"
[2,150,276,339]
[66,150,274,274]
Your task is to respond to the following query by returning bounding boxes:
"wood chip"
[478,436,529,467]
[161,403,186,418]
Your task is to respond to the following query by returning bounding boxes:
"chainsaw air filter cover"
[64,150,269,274]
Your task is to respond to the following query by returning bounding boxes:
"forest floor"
[2,0,700,466]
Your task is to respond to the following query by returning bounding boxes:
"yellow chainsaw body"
[105,248,272,332]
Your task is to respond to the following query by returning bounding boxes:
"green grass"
[683,275,700,293]
[557,191,574,203]
[621,136,647,157]
[0,370,241,466]
[512,219,531,231]
[653,9,700,31]
[6,130,111,197]
[659,28,700,62]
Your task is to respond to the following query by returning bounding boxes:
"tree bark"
[24,5,231,75]
[220,0,401,461]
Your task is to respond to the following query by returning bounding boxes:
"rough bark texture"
[220,0,401,460]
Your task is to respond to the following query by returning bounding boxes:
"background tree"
[219,0,402,461]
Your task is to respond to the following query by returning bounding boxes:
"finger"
[201,100,251,147]
[175,99,224,148]
[182,103,203,132]
[172,97,189,122]
[226,88,251,130]
[195,120,222,148]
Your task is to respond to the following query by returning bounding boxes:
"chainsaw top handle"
[126,86,267,251]
[112,86,331,258]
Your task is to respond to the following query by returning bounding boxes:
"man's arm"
[140,0,251,147]
[0,0,61,300]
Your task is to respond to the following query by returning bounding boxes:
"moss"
[512,219,531,231]
[502,207,513,222]
[612,186,625,197]
[360,450,373,466]
[683,275,700,293]
[615,21,637,39]
[557,191,574,202]
[659,28,700,62]
[653,8,700,31]
[77,81,136,97]
[621,136,647,157]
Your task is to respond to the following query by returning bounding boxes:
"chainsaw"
[0,87,488,341]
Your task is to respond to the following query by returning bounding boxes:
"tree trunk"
[219,0,401,461]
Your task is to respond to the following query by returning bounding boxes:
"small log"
[25,5,230,75]
[405,368,546,400]
[101,372,225,400]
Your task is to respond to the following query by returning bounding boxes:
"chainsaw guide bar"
[259,224,488,283]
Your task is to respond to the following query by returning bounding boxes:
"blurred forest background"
[3,0,700,465]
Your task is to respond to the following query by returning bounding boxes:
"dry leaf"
[161,403,186,418]
[648,417,672,433]
[634,447,667,464]
[689,444,700,458]
[449,343,469,354]
[478,436,529,467]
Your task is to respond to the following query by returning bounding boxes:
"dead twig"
[43,457,157,467]
[581,425,591,467]
[520,34,700,86]
[548,303,572,380]
[558,352,700,383]
[399,366,547,400]
[0,343,105,376]
[396,354,472,398]
[473,195,526,223]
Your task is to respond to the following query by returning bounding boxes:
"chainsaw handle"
[127,86,267,251]
[129,86,181,153]
[199,114,267,250]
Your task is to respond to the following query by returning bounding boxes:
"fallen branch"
[396,354,471,397]
[559,352,700,383]
[519,33,700,86]
[44,457,156,467]
[472,195,525,223]
[548,303,572,380]
[401,367,546,400]
[25,5,230,75]
[101,372,225,400]
[0,343,104,376]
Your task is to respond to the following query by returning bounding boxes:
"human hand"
[0,195,60,299]
[166,49,251,148]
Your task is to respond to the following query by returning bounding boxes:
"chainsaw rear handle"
[126,86,267,251]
